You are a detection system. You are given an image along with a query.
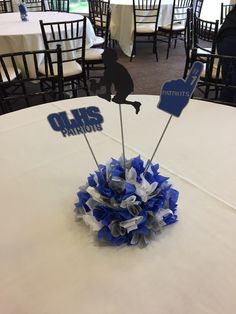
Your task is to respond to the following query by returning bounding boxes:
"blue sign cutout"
[47,106,104,137]
[158,61,204,117]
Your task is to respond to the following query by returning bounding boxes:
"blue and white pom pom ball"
[75,156,178,248]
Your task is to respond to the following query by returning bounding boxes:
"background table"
[110,0,174,56]
[0,12,98,76]
[10,0,51,12]
[0,95,236,314]
[0,12,97,54]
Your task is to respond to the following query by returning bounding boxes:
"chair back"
[193,16,219,54]
[39,17,88,97]
[25,0,43,11]
[194,0,204,18]
[40,17,86,68]
[184,7,193,56]
[88,0,111,38]
[132,0,162,34]
[0,0,13,13]
[0,46,63,113]
[170,0,193,31]
[43,0,69,12]
[220,3,236,24]
[182,7,194,77]
[191,48,236,105]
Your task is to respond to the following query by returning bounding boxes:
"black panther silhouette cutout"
[90,48,142,114]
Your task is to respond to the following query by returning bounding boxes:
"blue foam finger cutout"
[158,62,204,117]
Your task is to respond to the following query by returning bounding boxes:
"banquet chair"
[130,0,162,62]
[85,0,111,78]
[88,0,110,38]
[191,49,236,106]
[40,16,89,97]
[193,15,219,56]
[158,0,193,59]
[88,0,113,49]
[220,2,236,24]
[43,0,69,12]
[194,0,204,18]
[25,0,43,11]
[183,15,219,78]
[0,0,13,13]
[0,46,64,114]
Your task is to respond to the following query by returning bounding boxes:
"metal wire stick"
[119,104,126,174]
[143,115,173,176]
[83,132,103,176]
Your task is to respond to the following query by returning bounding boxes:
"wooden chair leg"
[166,33,172,59]
[153,35,158,62]
[86,63,90,80]
[183,58,189,79]
[83,74,89,96]
[130,38,136,62]
[174,36,178,48]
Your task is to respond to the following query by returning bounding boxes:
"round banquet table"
[110,0,174,56]
[0,12,97,55]
[0,95,236,314]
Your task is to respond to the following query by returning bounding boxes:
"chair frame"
[0,0,13,13]
[131,0,162,62]
[158,0,193,59]
[192,48,236,106]
[193,15,219,54]
[40,16,89,97]
[220,2,236,24]
[183,7,193,77]
[0,45,64,114]
[194,0,204,18]
[43,0,69,12]
[183,14,219,78]
[88,0,111,38]
[85,2,111,79]
[25,0,43,11]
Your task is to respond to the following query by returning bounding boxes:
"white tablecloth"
[0,12,97,54]
[0,95,236,314]
[0,12,98,76]
[110,0,174,56]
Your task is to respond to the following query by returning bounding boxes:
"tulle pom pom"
[75,156,178,248]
